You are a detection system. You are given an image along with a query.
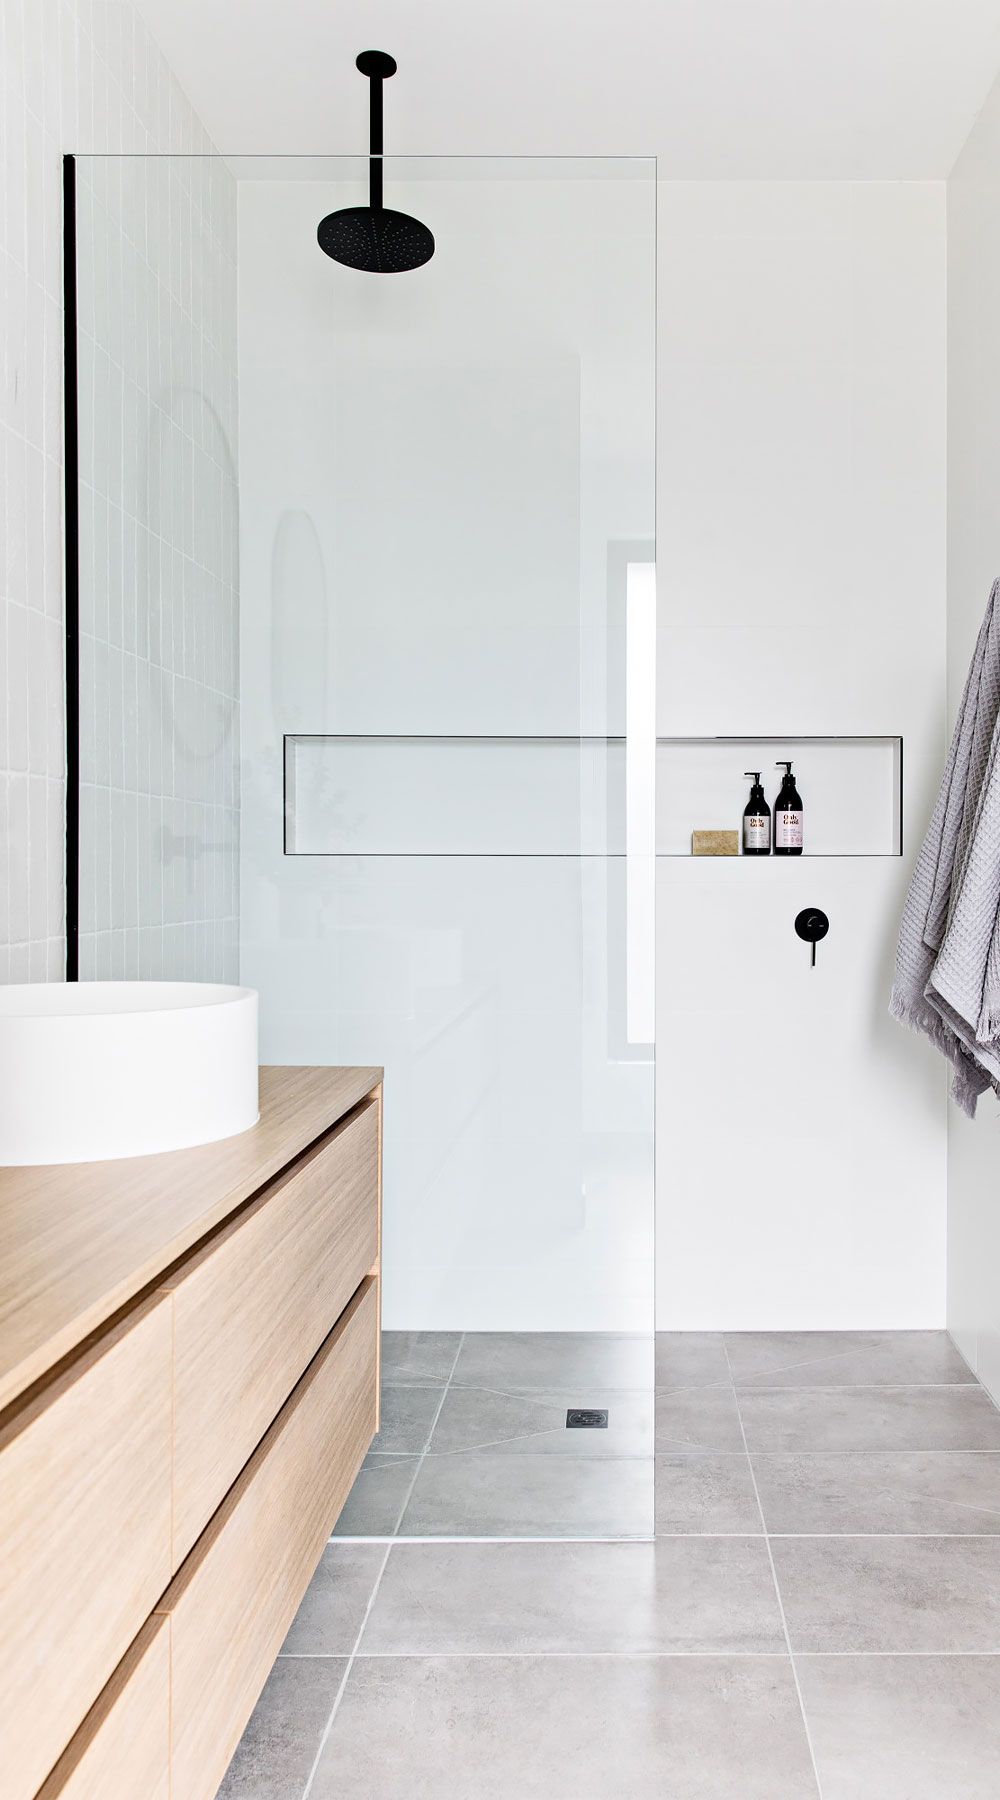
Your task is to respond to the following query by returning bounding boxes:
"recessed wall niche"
[284,734,902,858]
[656,737,902,857]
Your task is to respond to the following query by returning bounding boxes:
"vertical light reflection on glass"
[626,562,656,1045]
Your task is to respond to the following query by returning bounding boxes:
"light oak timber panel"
[0,1064,383,1414]
[374,1081,383,1431]
[162,1097,380,1565]
[0,1294,172,1800]
[34,1617,171,1800]
[158,1278,378,1800]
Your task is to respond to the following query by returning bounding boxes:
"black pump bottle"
[742,772,771,856]
[774,761,803,856]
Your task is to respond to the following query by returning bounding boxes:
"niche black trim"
[63,155,80,980]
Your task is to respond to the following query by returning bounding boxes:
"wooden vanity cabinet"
[0,1066,383,1800]
[34,1619,171,1800]
[163,1096,380,1564]
[0,1295,173,1800]
[161,1280,378,1800]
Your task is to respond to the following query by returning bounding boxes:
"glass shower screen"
[72,152,656,1539]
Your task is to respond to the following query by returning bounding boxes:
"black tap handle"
[794,908,829,967]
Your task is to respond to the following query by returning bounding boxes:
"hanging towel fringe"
[890,579,1000,1118]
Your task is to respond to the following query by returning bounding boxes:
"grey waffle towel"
[891,579,1000,1116]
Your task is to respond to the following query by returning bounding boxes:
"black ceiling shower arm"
[317,50,433,272]
[356,50,396,213]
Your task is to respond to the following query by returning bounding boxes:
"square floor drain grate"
[566,1408,609,1429]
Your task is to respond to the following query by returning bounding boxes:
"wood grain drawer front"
[164,1096,380,1564]
[0,1294,172,1800]
[35,1617,170,1800]
[160,1276,378,1800]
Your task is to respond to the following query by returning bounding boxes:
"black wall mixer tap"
[794,907,829,967]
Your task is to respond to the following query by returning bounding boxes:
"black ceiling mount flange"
[356,49,397,79]
[317,50,435,273]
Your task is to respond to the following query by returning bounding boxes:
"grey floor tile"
[753,1451,1000,1535]
[797,1654,1000,1800]
[311,1655,818,1799]
[332,1453,419,1538]
[380,1330,462,1385]
[371,1385,444,1454]
[398,1449,653,1537]
[656,1452,763,1534]
[359,1538,784,1654]
[656,1383,746,1452]
[427,1384,653,1457]
[727,1330,975,1388]
[656,1332,733,1391]
[451,1330,651,1396]
[280,1545,387,1655]
[739,1384,1000,1453]
[217,1655,345,1799]
[772,1536,1000,1651]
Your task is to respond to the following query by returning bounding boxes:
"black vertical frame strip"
[63,155,80,980]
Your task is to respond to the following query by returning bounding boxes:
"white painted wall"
[946,75,1000,1396]
[656,183,949,1327]
[238,171,949,1332]
[0,0,238,980]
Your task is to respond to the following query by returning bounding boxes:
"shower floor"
[221,1329,1000,1799]
[335,1330,654,1539]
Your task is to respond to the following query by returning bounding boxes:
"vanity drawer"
[163,1096,380,1563]
[0,1293,172,1800]
[35,1617,170,1800]
[159,1276,378,1800]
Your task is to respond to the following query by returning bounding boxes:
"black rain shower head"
[317,51,434,273]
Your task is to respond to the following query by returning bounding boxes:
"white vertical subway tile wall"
[74,156,239,980]
[0,0,239,983]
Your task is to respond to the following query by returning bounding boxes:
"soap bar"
[691,830,739,857]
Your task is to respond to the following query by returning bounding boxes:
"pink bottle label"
[776,809,803,849]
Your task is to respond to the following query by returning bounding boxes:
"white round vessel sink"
[0,982,259,1165]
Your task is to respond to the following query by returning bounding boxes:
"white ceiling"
[135,0,1000,178]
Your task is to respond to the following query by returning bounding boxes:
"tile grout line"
[450,1381,653,1400]
[722,1340,978,1384]
[333,1529,1000,1542]
[280,1647,1000,1660]
[326,1533,654,1546]
[737,1448,1000,1456]
[299,1540,394,1800]
[305,1333,469,1790]
[725,1339,826,1800]
[391,1332,466,1539]
[729,1382,985,1394]
[331,1333,466,1548]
